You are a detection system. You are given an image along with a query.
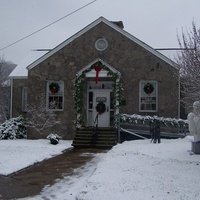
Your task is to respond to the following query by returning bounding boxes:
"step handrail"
[120,127,148,139]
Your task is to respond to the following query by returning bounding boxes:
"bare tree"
[0,57,4,83]
[177,22,200,111]
[0,57,16,123]
[24,95,60,135]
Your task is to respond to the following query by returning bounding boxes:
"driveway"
[0,148,107,200]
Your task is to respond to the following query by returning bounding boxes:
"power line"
[155,47,196,51]
[0,0,97,51]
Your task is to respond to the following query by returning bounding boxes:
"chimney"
[111,21,124,29]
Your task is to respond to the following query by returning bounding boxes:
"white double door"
[92,90,110,127]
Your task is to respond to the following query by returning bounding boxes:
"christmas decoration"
[49,82,60,95]
[144,82,154,94]
[74,61,124,128]
[96,102,106,114]
[94,66,102,83]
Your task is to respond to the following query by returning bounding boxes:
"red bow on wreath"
[94,66,102,83]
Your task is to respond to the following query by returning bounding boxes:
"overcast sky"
[0,0,200,65]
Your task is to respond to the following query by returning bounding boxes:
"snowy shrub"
[0,116,27,139]
[47,133,62,145]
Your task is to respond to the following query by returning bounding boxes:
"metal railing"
[118,113,188,143]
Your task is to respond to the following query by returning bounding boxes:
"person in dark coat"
[150,119,161,143]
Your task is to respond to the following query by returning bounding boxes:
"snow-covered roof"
[9,51,47,79]
[10,17,178,79]
[27,16,178,71]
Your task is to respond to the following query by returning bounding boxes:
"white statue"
[187,101,200,142]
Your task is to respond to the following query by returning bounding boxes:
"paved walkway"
[0,148,107,200]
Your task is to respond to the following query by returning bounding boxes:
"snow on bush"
[47,133,62,145]
[0,116,27,139]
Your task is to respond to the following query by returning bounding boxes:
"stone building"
[9,17,179,140]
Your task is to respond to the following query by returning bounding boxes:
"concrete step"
[74,136,116,140]
[74,134,116,138]
[73,139,116,144]
[72,143,114,148]
[73,127,118,148]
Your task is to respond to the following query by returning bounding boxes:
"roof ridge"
[16,16,177,74]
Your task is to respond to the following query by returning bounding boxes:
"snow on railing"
[120,113,188,129]
[120,127,148,139]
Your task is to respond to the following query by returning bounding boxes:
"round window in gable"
[95,38,108,51]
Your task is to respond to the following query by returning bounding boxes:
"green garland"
[74,61,124,128]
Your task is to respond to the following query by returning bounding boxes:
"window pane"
[151,104,155,110]
[22,87,28,112]
[141,103,145,110]
[59,97,63,109]
[88,92,93,109]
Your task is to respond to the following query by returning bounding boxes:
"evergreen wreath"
[96,102,106,115]
[143,82,154,94]
[49,82,60,94]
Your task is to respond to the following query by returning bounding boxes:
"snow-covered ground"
[0,139,72,175]
[22,136,200,200]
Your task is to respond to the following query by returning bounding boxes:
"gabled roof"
[26,16,178,71]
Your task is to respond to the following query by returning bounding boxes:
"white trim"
[9,76,27,79]
[10,78,13,118]
[27,16,178,71]
[86,81,113,126]
[95,37,108,51]
[139,80,158,112]
[85,69,110,78]
[87,88,112,127]
[77,58,121,76]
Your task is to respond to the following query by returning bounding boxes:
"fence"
[119,114,188,141]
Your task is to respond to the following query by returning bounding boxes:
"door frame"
[75,58,121,128]
[87,87,112,127]
[93,89,111,127]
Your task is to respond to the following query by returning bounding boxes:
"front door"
[93,90,110,127]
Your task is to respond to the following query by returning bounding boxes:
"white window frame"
[21,87,28,112]
[139,80,158,112]
[46,80,64,111]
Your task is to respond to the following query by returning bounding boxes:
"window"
[95,38,108,51]
[139,81,158,112]
[47,81,64,111]
[21,87,28,112]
